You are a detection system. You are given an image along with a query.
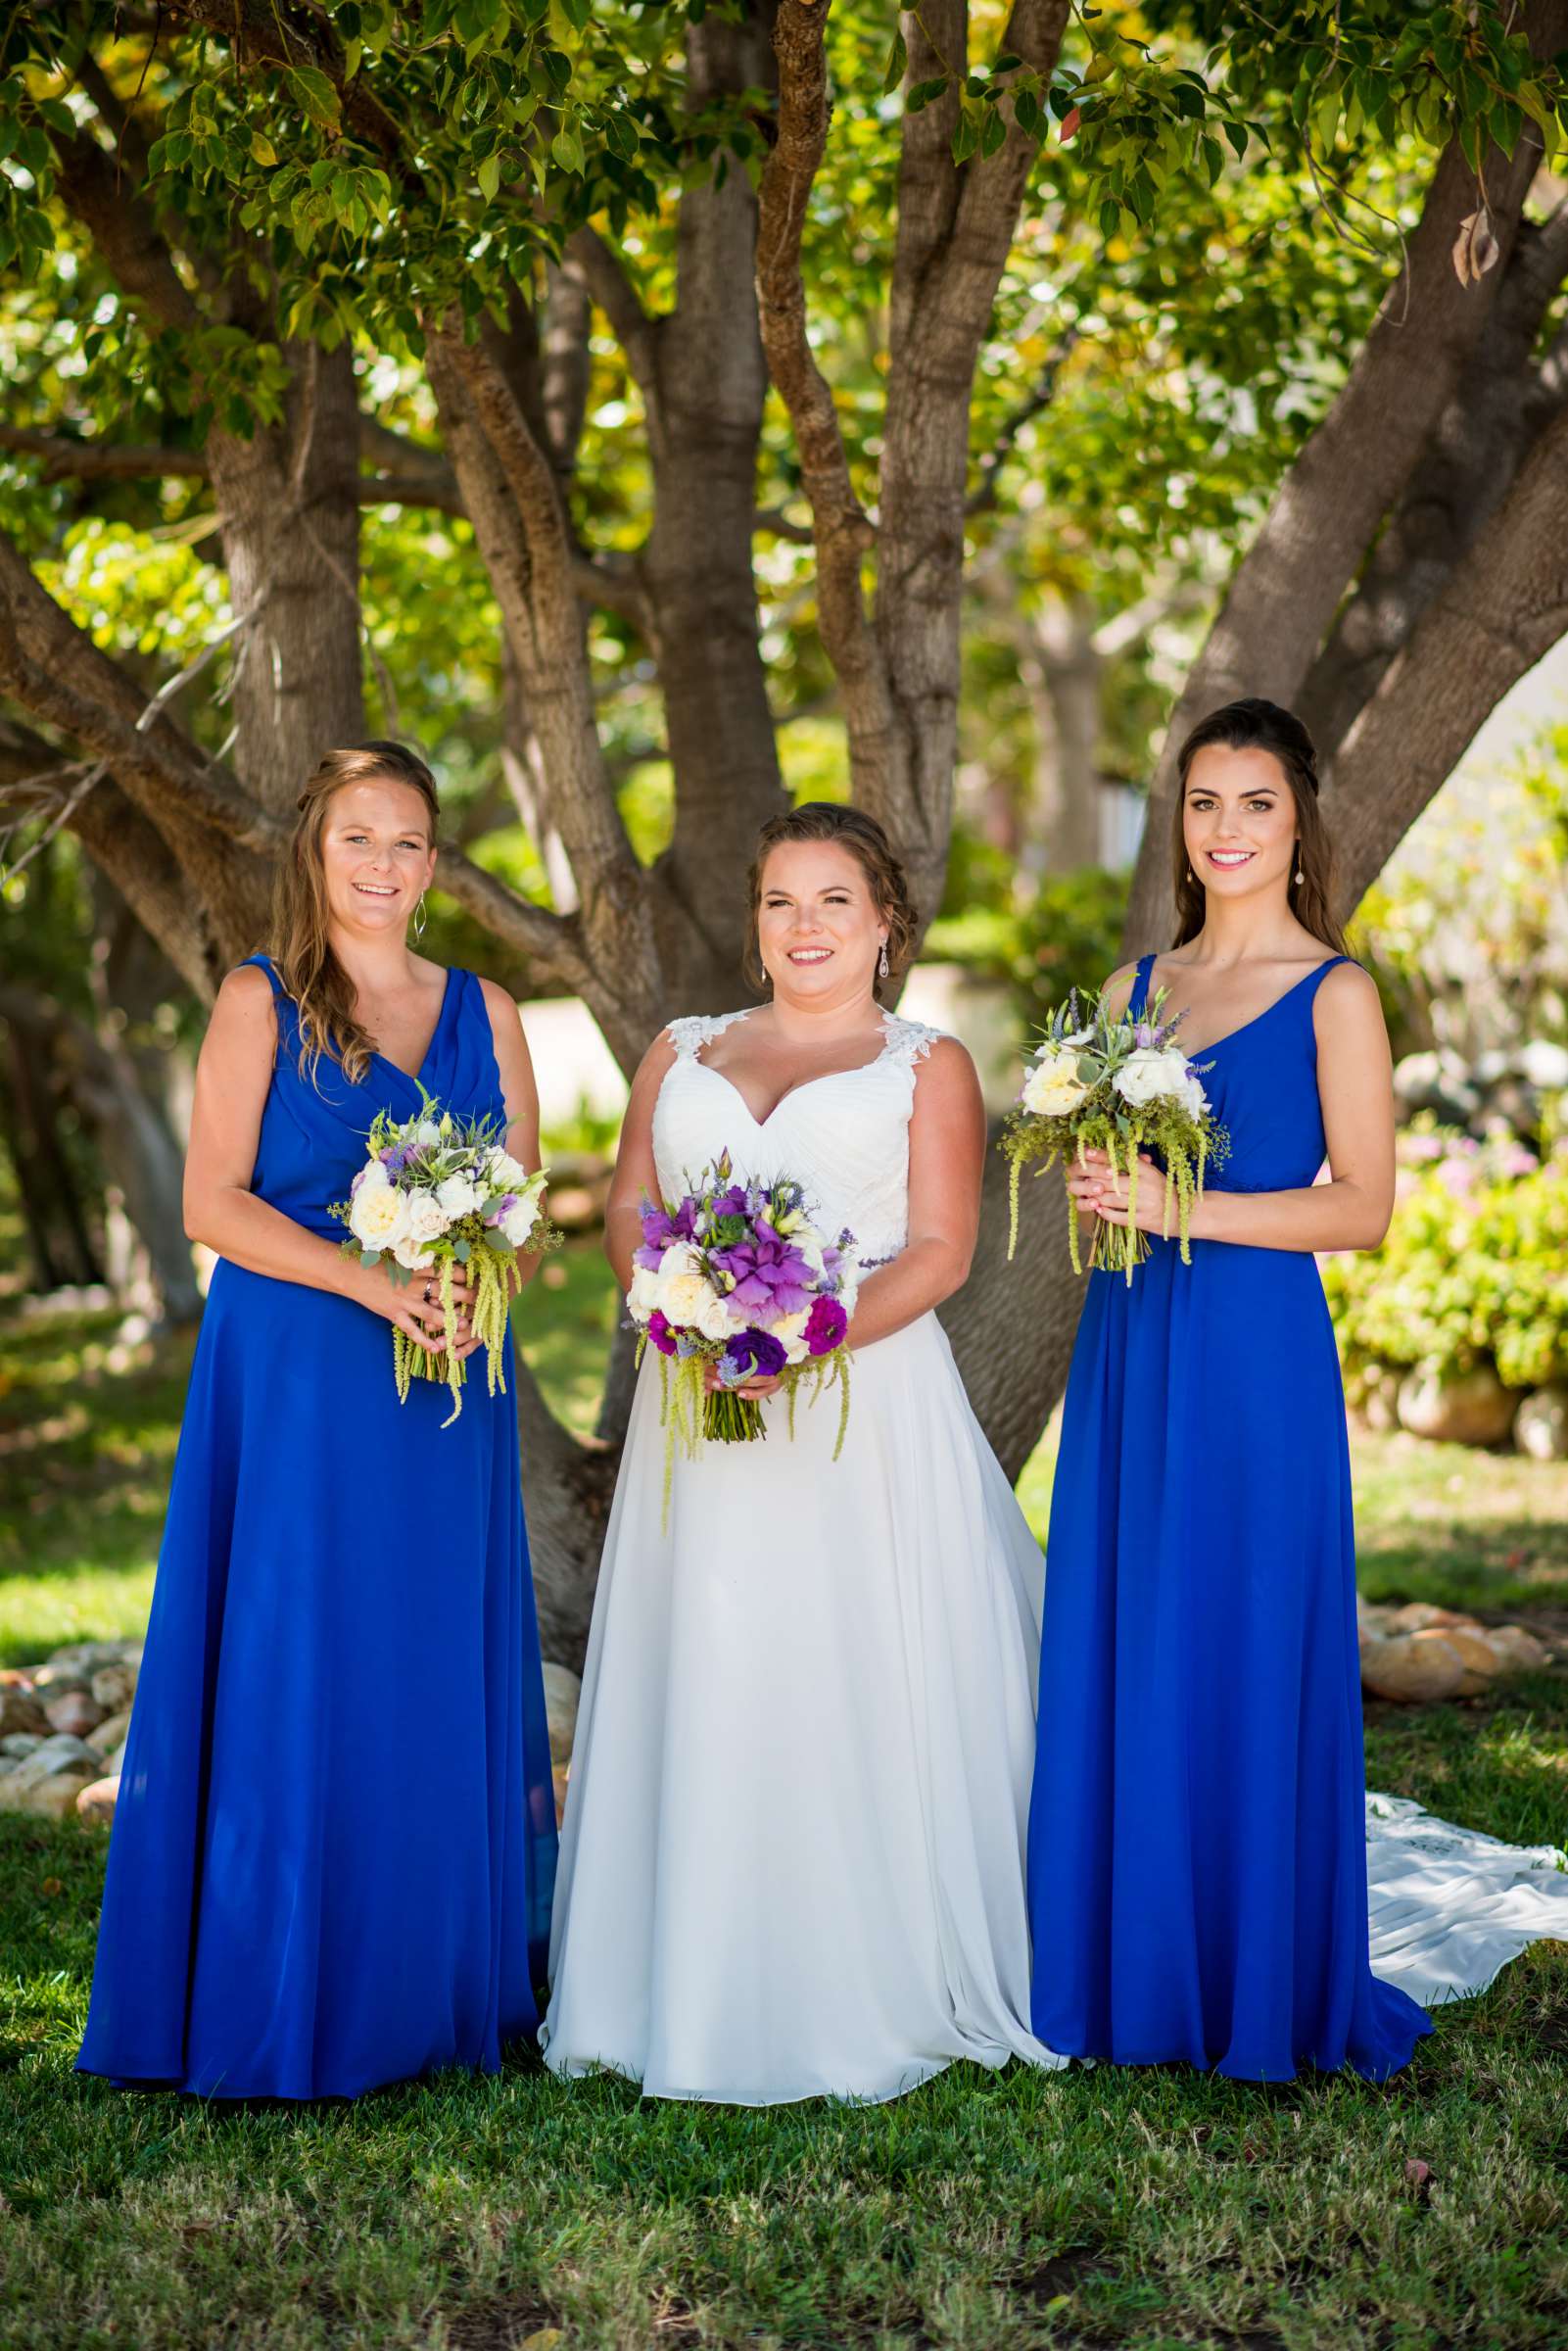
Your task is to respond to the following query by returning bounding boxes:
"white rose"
[501,1198,541,1249]
[659,1269,721,1329]
[436,1173,481,1219]
[1022,1046,1092,1117]
[629,1264,663,1318]
[404,1187,448,1243]
[656,1241,702,1284]
[1180,1071,1209,1120]
[349,1172,410,1252]
[415,1120,442,1147]
[487,1145,531,1192]
[392,1232,436,1272]
[794,1232,828,1280]
[773,1310,811,1366]
[1113,1047,1189,1108]
[693,1290,736,1344]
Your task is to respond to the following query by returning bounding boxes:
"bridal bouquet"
[332,1095,558,1424]
[1002,986,1228,1281]
[628,1155,860,1502]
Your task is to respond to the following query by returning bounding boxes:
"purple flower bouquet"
[627,1154,860,1498]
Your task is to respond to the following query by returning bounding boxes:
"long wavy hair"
[1169,698,1348,954]
[271,741,441,1083]
[744,802,918,1003]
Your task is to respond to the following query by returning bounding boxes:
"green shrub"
[1325,1136,1568,1391]
[924,865,1130,1031]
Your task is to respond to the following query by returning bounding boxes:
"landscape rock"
[89,1706,134,1760]
[1389,1602,1471,1634]
[0,1686,48,1739]
[1514,1385,1568,1463]
[29,1661,91,1694]
[44,1689,106,1740]
[90,1661,138,1712]
[42,1639,143,1673]
[1484,1623,1549,1671]
[1360,1632,1468,1704]
[1442,1626,1506,1697]
[542,1662,581,1766]
[0,1734,43,1760]
[1397,1366,1517,1448]
[75,1776,120,1824]
[0,1732,104,1816]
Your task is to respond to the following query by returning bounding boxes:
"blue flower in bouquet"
[719,1329,788,1386]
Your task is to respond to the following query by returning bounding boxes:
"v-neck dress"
[77,956,557,2098]
[541,1008,1061,2102]
[1025,953,1434,2079]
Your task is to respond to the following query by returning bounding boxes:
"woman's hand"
[349,1259,480,1358]
[1070,1147,1175,1236]
[701,1363,784,1403]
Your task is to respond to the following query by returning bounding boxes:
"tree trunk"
[217,341,366,816]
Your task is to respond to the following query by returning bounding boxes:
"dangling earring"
[414,891,428,938]
[1186,866,1195,884]
[1294,853,1305,886]
[879,938,890,980]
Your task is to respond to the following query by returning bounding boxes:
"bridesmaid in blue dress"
[1027,697,1431,2082]
[78,741,557,2099]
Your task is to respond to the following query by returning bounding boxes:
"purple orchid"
[644,1309,677,1358]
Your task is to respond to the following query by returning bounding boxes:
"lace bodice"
[652,1006,944,1264]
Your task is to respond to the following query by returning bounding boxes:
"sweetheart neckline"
[684,1045,901,1130]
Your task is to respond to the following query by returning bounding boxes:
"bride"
[542,802,1059,2102]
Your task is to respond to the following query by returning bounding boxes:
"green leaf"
[979,104,1007,158]
[906,75,948,115]
[883,27,907,97]
[250,131,278,167]
[477,152,501,199]
[286,66,343,130]
[550,126,585,174]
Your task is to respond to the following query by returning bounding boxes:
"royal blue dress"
[78,957,557,2099]
[1026,953,1432,2081]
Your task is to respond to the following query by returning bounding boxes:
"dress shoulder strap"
[879,1009,944,1071]
[1127,953,1158,1021]
[666,1008,752,1060]
[240,951,287,1000]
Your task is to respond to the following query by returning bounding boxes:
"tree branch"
[432,843,594,996]
[1303,194,1568,761]
[564,226,661,411]
[756,1,896,792]
[1121,0,1568,950]
[156,0,410,175]
[1327,397,1568,912]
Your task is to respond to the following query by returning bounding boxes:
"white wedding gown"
[542,1010,1568,2103]
[542,1007,1063,2101]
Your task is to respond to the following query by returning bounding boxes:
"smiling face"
[317,777,438,937]
[756,840,888,1010]
[1181,744,1299,908]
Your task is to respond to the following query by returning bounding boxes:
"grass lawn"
[2,1258,1566,2349]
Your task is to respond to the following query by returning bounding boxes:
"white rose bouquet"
[332,1091,560,1423]
[1002,985,1228,1281]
